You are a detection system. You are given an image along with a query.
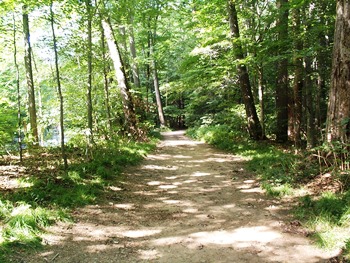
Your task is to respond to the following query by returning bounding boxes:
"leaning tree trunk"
[101,18,138,136]
[326,0,350,142]
[22,5,39,144]
[275,0,289,142]
[50,1,68,169]
[99,18,113,135]
[227,0,263,140]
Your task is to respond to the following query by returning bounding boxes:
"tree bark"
[257,66,265,138]
[101,18,138,135]
[292,7,303,147]
[86,0,94,149]
[305,56,316,148]
[152,58,166,127]
[50,1,68,169]
[150,26,166,127]
[128,15,141,89]
[99,16,113,136]
[13,13,23,162]
[275,0,289,142]
[326,0,350,142]
[227,0,263,140]
[22,5,39,144]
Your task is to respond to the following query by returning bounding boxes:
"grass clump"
[296,192,350,252]
[0,201,67,261]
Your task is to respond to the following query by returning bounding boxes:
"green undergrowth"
[0,136,158,261]
[187,125,350,259]
[295,191,350,259]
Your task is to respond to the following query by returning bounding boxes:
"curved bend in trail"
[30,131,337,263]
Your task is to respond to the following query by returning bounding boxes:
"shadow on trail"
[28,131,337,263]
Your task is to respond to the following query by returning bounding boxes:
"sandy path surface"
[26,131,338,263]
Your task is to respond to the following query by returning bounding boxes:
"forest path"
[28,131,337,263]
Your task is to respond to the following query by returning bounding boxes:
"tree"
[128,14,141,89]
[13,12,23,161]
[22,5,39,144]
[227,0,263,140]
[98,13,113,135]
[50,0,68,169]
[85,0,94,149]
[101,14,139,136]
[149,20,166,127]
[275,0,289,142]
[326,0,350,142]
[291,6,303,147]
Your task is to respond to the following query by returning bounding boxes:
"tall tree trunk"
[101,18,138,135]
[22,5,39,144]
[257,66,265,138]
[150,27,166,127]
[119,26,132,82]
[275,0,289,142]
[50,1,68,169]
[99,16,113,135]
[326,0,350,142]
[13,13,22,162]
[305,57,316,148]
[316,26,328,139]
[227,0,263,140]
[152,58,166,127]
[128,15,141,89]
[86,0,94,149]
[292,7,303,147]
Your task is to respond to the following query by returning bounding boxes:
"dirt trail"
[26,131,338,263]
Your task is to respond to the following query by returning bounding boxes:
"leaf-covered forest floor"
[1,130,342,263]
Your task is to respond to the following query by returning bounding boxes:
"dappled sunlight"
[114,203,135,210]
[183,179,198,183]
[23,131,338,263]
[142,164,178,170]
[147,181,162,186]
[147,154,172,160]
[190,226,281,245]
[138,249,162,260]
[191,171,211,177]
[160,139,203,147]
[165,176,178,180]
[122,229,162,238]
[0,165,29,190]
[173,155,192,159]
[108,186,123,191]
[159,184,178,189]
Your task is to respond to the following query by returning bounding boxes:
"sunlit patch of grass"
[1,134,158,260]
[296,191,350,254]
[0,201,68,261]
[262,183,294,197]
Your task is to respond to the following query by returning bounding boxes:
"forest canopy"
[0,0,343,150]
